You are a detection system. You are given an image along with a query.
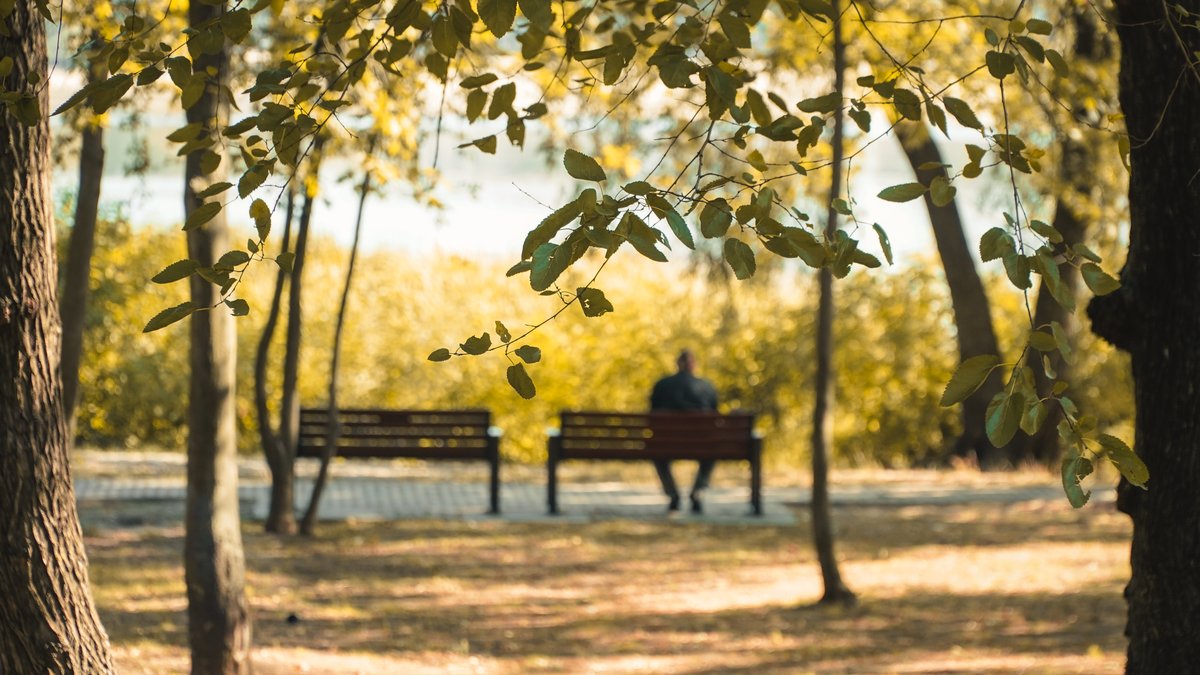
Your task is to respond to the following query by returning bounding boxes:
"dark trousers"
[653,459,715,498]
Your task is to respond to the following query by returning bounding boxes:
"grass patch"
[85,496,1130,673]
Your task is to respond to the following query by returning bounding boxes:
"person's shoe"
[689,493,703,514]
[667,495,681,512]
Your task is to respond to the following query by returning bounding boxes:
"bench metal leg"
[750,441,763,516]
[488,452,501,515]
[547,445,560,515]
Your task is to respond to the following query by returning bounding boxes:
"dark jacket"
[650,372,718,412]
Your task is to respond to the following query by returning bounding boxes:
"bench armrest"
[488,426,504,438]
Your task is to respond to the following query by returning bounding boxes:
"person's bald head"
[676,349,696,373]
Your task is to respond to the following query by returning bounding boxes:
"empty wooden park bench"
[297,408,502,514]
[546,411,763,516]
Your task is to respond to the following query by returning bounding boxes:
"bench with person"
[545,410,763,515]
[297,407,502,514]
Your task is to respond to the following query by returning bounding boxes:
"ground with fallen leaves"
[81,468,1130,674]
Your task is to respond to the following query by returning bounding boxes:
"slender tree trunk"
[895,121,1008,468]
[302,147,374,535]
[266,176,318,534]
[0,4,114,670]
[256,189,294,525]
[183,1,251,671]
[808,0,855,606]
[60,52,106,440]
[1019,4,1109,466]
[1090,3,1200,671]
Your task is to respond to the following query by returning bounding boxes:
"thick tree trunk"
[1089,3,1200,672]
[265,183,316,534]
[183,1,252,671]
[808,0,855,606]
[302,152,373,536]
[256,189,294,529]
[1019,4,1109,466]
[60,92,105,440]
[0,3,114,671]
[895,122,1008,467]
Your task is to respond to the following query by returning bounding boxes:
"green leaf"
[460,333,493,355]
[1030,219,1063,243]
[250,198,271,240]
[51,79,102,117]
[238,164,268,198]
[225,298,250,316]
[563,148,607,182]
[466,88,487,122]
[276,251,295,274]
[1061,451,1093,508]
[89,73,134,115]
[1045,49,1069,78]
[929,176,956,207]
[474,135,497,154]
[506,363,536,399]
[943,96,983,130]
[1081,263,1121,295]
[699,199,733,238]
[220,8,253,43]
[1003,252,1032,290]
[796,91,840,114]
[1098,434,1149,488]
[197,181,233,199]
[1021,399,1048,435]
[1029,330,1057,352]
[723,239,756,280]
[985,389,1023,448]
[478,0,518,38]
[940,354,999,406]
[877,183,927,203]
[143,301,198,333]
[460,73,499,89]
[1027,18,1053,35]
[522,197,583,259]
[428,348,452,362]
[518,0,554,30]
[495,321,512,343]
[577,287,614,317]
[623,181,653,195]
[514,344,541,364]
[979,227,1013,262]
[184,202,222,231]
[152,259,200,284]
[986,50,1016,79]
[873,223,893,265]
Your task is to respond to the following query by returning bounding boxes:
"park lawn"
[85,498,1130,674]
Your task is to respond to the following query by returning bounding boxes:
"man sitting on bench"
[650,349,719,514]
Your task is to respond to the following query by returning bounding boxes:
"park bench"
[297,408,501,514]
[546,410,763,516]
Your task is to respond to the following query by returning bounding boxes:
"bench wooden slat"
[547,410,763,516]
[297,407,501,513]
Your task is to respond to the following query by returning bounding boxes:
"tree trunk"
[60,54,106,440]
[183,1,252,671]
[302,147,374,536]
[895,121,1008,467]
[808,0,855,606]
[1089,3,1200,671]
[266,180,317,534]
[1018,4,1109,466]
[0,4,115,670]
[256,189,294,528]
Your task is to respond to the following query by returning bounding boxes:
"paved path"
[73,452,1109,527]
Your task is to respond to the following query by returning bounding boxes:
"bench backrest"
[297,408,496,460]
[553,411,758,460]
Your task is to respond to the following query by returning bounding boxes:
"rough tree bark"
[60,49,106,439]
[1089,3,1200,672]
[256,189,294,529]
[182,0,252,671]
[808,0,855,606]
[302,149,374,536]
[1017,4,1110,466]
[0,4,115,670]
[895,121,1009,468]
[264,179,317,534]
